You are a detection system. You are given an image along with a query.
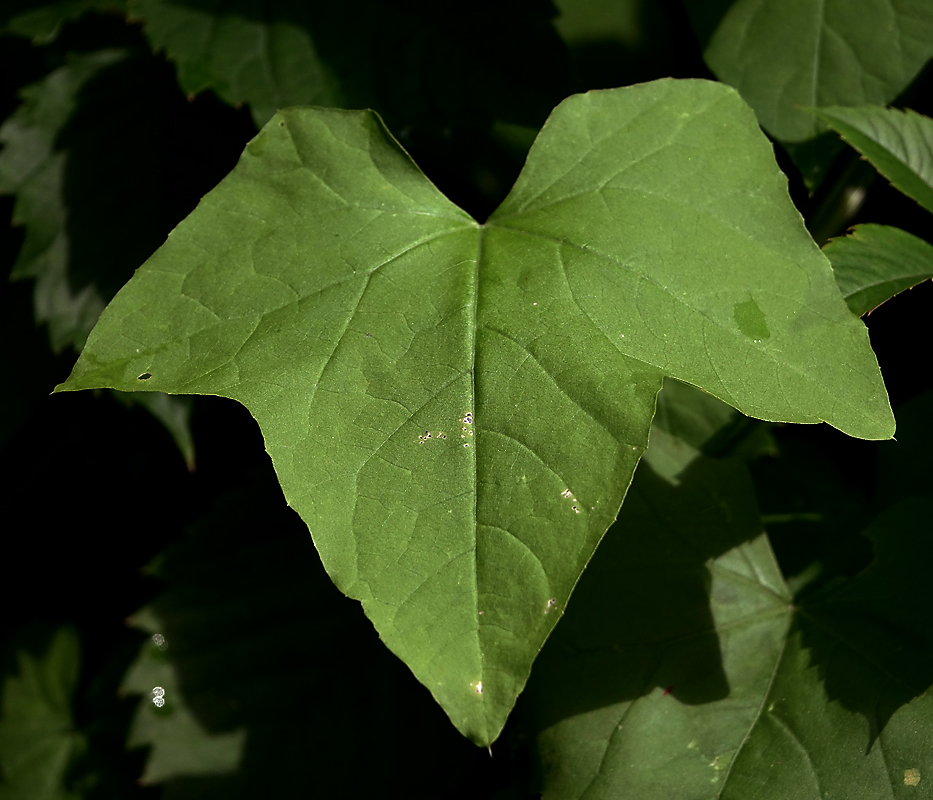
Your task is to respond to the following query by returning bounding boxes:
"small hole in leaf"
[138,373,152,381]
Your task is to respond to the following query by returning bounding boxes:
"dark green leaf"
[55,79,893,744]
[683,0,933,187]
[524,447,793,799]
[127,0,569,130]
[0,0,125,43]
[0,628,86,800]
[118,476,512,797]
[824,224,933,316]
[525,450,933,798]
[0,48,164,352]
[126,0,342,128]
[810,105,933,215]
[0,46,199,467]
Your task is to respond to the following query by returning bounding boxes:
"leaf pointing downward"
[55,79,892,745]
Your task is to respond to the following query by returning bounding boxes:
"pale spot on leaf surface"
[904,768,920,787]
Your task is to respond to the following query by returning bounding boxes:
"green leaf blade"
[824,223,933,316]
[492,80,893,440]
[56,80,894,745]
[684,0,933,186]
[128,0,342,127]
[810,105,933,215]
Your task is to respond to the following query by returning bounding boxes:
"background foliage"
[1,1,932,798]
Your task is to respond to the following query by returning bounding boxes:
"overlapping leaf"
[524,424,933,799]
[117,475,509,797]
[683,0,933,186]
[0,48,161,352]
[0,46,197,465]
[811,105,933,215]
[127,0,568,129]
[56,79,893,744]
[824,224,933,316]
[0,0,125,43]
[0,628,86,800]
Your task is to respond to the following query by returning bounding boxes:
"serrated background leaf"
[683,0,933,187]
[0,0,125,43]
[55,79,892,744]
[824,223,933,316]
[524,444,933,799]
[0,628,85,800]
[812,105,933,215]
[128,0,571,130]
[523,445,793,800]
[0,48,164,352]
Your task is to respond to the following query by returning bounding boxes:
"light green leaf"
[683,0,933,186]
[824,224,933,316]
[56,79,893,744]
[525,449,933,799]
[0,628,86,800]
[810,105,933,215]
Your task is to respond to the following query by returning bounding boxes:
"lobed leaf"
[55,79,893,744]
[824,224,933,317]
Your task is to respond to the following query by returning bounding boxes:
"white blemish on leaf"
[545,598,557,613]
[561,489,573,499]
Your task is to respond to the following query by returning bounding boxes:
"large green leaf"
[683,0,933,187]
[55,79,893,745]
[810,105,933,215]
[524,426,933,799]
[824,224,933,317]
